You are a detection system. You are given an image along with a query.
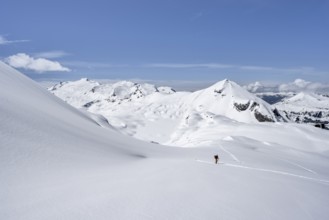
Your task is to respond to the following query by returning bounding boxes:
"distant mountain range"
[274,92,329,124]
[49,78,293,144]
[50,79,329,138]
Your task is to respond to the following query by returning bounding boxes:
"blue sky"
[1,0,329,85]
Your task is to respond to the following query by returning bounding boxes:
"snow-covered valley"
[1,61,329,220]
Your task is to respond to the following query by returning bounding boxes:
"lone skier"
[214,154,219,164]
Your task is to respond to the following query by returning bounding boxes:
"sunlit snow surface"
[1,61,329,220]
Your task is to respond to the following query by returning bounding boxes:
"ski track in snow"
[196,160,329,185]
[219,145,241,163]
[278,158,317,174]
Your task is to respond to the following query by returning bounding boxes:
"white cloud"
[240,66,275,71]
[61,61,116,69]
[278,79,329,93]
[5,53,70,73]
[244,81,265,93]
[245,79,329,94]
[0,35,29,45]
[34,51,70,59]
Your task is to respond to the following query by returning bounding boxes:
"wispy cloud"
[61,61,128,69]
[240,65,275,71]
[144,63,233,69]
[34,50,70,59]
[0,35,29,45]
[5,53,70,73]
[144,62,328,76]
[190,11,205,21]
[240,65,321,75]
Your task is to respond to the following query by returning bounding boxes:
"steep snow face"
[275,92,329,124]
[182,80,279,123]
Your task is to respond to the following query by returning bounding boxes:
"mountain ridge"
[274,92,329,124]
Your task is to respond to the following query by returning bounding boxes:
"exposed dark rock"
[214,89,223,94]
[313,111,322,118]
[281,110,329,124]
[314,123,329,130]
[273,108,280,117]
[82,100,99,108]
[254,110,274,122]
[250,102,260,111]
[296,116,300,123]
[303,117,326,124]
[90,87,97,93]
[272,108,287,122]
[234,101,250,112]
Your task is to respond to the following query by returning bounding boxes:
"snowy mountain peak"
[279,92,329,109]
[209,79,230,92]
[288,92,325,103]
[207,79,257,100]
[184,79,280,123]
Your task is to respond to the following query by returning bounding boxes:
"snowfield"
[1,61,329,220]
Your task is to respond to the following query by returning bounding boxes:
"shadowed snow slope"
[2,62,329,220]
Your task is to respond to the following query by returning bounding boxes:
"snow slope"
[0,61,177,219]
[275,92,329,124]
[2,62,329,220]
